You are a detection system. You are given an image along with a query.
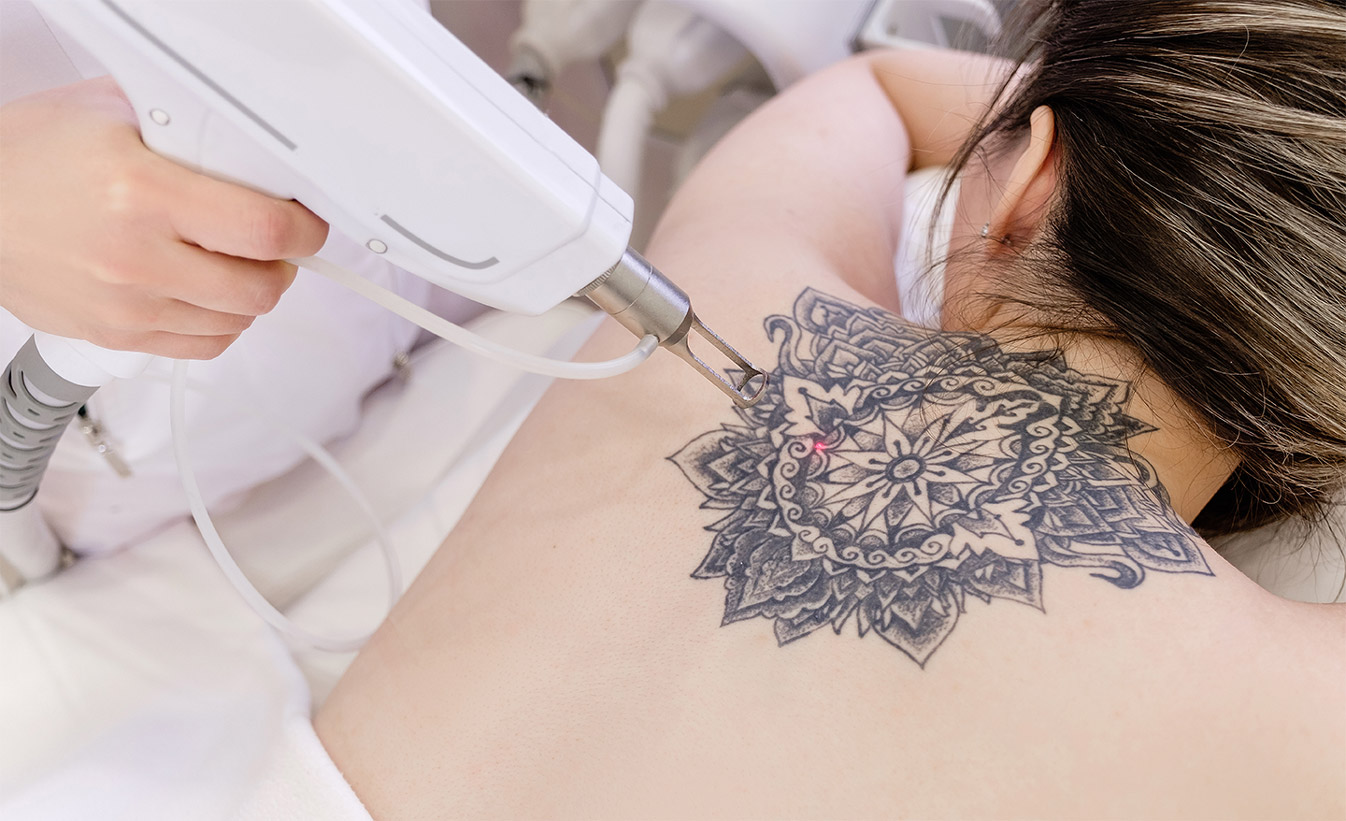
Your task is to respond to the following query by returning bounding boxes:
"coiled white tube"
[173,254,656,652]
[169,360,400,652]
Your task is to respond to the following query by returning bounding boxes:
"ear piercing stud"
[980,222,1013,246]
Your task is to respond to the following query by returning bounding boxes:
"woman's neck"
[1002,330,1239,523]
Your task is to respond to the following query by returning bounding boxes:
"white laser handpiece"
[32,0,767,403]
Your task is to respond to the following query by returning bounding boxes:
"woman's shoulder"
[319,284,1345,818]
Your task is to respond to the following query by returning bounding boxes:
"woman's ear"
[986,106,1058,250]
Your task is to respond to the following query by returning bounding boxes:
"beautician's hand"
[0,77,328,359]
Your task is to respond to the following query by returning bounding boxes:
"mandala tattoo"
[670,289,1210,666]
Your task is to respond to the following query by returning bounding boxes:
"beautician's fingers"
[0,76,327,359]
[164,163,329,261]
[102,296,257,339]
[71,246,293,356]
[59,276,254,357]
[155,244,301,318]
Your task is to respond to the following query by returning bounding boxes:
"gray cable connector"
[0,336,98,511]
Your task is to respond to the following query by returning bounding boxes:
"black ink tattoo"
[670,290,1210,666]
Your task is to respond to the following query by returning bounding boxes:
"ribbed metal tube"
[0,337,97,511]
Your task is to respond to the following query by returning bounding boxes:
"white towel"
[233,714,370,821]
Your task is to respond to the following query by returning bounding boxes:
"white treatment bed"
[2,178,1342,821]
[0,299,602,819]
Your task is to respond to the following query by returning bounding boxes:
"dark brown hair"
[939,0,1346,535]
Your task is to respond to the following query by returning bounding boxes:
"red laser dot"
[813,441,828,453]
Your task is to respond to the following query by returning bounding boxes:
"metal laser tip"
[667,314,769,408]
[580,248,770,408]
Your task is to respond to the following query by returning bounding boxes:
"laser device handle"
[29,56,258,386]
[33,3,312,387]
[34,0,769,398]
[39,0,639,313]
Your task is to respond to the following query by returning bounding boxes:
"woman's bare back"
[316,55,1346,819]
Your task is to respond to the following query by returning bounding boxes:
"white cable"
[169,360,401,653]
[291,255,658,379]
[171,254,654,652]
